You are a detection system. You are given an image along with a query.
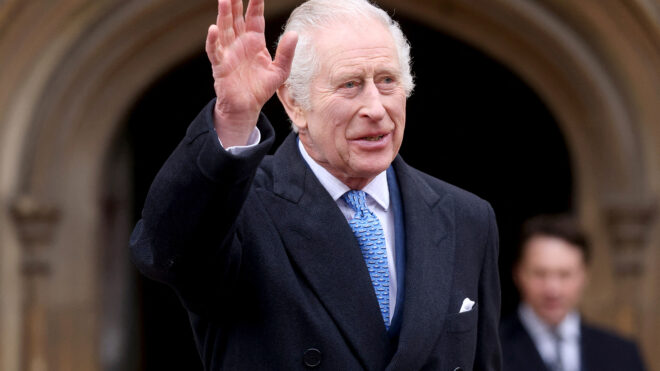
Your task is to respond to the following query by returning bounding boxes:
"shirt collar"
[557,310,581,339]
[519,303,581,340]
[297,139,390,211]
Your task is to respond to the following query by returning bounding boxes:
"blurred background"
[1,0,659,370]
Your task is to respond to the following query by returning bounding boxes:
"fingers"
[216,0,248,47]
[272,31,299,80]
[205,25,221,65]
[245,0,265,34]
[231,0,245,35]
[217,0,235,46]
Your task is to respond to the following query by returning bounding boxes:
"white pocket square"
[459,298,475,313]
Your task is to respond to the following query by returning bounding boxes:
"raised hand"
[205,0,298,147]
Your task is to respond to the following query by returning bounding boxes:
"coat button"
[303,348,322,368]
[453,368,463,371]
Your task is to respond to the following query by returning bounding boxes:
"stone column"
[10,195,60,371]
[603,198,657,354]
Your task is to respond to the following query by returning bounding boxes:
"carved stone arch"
[378,0,659,365]
[379,0,655,225]
[0,1,299,370]
[1,0,659,370]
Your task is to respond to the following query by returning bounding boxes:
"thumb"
[272,31,299,81]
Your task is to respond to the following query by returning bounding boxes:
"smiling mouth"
[362,135,385,141]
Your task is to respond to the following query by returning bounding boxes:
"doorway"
[124,13,572,370]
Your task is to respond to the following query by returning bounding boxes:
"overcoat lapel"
[580,324,596,371]
[258,134,392,370]
[386,156,457,370]
[508,314,550,370]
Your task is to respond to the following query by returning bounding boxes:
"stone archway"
[382,0,660,365]
[1,0,659,370]
[383,0,660,324]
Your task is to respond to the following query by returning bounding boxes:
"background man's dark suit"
[130,101,501,370]
[500,312,646,371]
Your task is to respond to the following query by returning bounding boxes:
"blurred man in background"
[500,214,646,371]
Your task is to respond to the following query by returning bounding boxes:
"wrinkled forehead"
[311,17,394,46]
[310,19,399,69]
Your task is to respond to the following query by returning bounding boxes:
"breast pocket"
[445,303,478,333]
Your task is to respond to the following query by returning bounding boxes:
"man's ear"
[277,85,306,132]
[512,263,522,288]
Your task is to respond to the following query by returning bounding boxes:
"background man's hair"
[279,0,415,131]
[516,213,591,265]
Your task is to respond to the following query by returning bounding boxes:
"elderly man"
[130,0,501,369]
[500,214,646,371]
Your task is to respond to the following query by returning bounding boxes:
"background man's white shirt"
[519,304,581,371]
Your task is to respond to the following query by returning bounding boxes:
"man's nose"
[543,274,563,294]
[359,80,386,122]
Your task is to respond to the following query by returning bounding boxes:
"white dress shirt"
[217,127,261,155]
[218,129,398,321]
[519,304,582,371]
[297,140,398,320]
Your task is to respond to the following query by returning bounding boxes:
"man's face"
[515,236,587,326]
[295,19,407,189]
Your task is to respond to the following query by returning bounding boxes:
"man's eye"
[383,77,394,84]
[344,81,358,89]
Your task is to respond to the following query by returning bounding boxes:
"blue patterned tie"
[342,190,390,328]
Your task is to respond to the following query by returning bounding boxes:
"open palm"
[205,0,297,146]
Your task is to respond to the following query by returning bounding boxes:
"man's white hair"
[279,0,414,121]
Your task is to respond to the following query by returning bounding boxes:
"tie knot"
[551,327,563,341]
[342,190,368,213]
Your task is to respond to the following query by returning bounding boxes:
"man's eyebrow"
[328,68,365,84]
[332,71,362,81]
[331,65,400,81]
[375,67,401,77]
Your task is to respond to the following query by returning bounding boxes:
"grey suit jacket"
[130,100,502,370]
